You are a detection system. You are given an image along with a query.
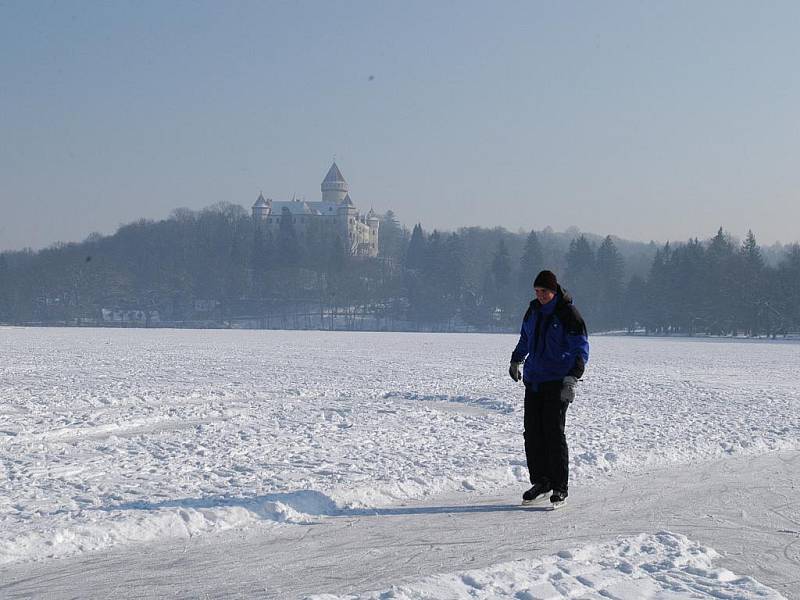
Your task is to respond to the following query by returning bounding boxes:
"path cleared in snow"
[310,532,786,599]
[1,450,798,599]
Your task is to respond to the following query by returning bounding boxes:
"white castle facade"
[251,163,380,258]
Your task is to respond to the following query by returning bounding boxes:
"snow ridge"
[309,531,787,600]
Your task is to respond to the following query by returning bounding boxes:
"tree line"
[0,203,798,335]
[625,229,800,336]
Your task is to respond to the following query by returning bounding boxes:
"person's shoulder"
[523,300,538,321]
[556,302,586,334]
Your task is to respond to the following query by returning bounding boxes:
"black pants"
[523,380,569,492]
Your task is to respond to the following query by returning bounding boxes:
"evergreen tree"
[407,230,450,325]
[378,210,405,259]
[736,230,765,335]
[491,239,512,289]
[595,236,625,330]
[323,235,350,322]
[423,230,444,275]
[644,244,671,333]
[776,244,800,332]
[224,223,248,305]
[705,227,736,334]
[0,254,10,322]
[328,236,347,274]
[623,275,647,332]
[482,239,514,325]
[423,231,455,324]
[442,232,466,307]
[669,238,705,333]
[251,228,273,298]
[741,230,763,269]
[405,224,426,270]
[564,235,597,323]
[517,230,543,306]
[276,207,303,267]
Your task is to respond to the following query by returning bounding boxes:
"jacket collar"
[532,284,573,314]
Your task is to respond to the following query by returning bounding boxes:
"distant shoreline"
[2,322,799,342]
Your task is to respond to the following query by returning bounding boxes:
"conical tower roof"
[322,162,346,185]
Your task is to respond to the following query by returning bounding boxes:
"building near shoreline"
[251,163,379,257]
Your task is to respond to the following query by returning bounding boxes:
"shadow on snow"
[101,489,546,519]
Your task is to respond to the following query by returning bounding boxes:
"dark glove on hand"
[509,361,522,382]
[560,375,577,403]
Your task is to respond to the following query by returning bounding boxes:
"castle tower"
[367,208,380,257]
[321,162,349,203]
[252,193,272,222]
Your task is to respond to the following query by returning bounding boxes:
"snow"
[1,327,798,598]
[309,531,785,600]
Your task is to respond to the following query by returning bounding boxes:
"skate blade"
[521,494,548,506]
[549,499,567,510]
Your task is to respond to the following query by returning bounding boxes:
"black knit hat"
[533,270,558,292]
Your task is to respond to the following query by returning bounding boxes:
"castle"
[251,163,380,257]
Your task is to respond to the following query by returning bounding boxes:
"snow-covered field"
[1,327,798,598]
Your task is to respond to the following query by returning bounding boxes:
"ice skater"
[509,270,589,508]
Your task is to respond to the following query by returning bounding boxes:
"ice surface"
[1,327,798,567]
[307,531,787,599]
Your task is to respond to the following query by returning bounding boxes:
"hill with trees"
[1,203,798,336]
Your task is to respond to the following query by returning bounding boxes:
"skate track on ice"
[1,450,798,599]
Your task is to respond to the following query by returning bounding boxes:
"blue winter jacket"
[511,285,589,386]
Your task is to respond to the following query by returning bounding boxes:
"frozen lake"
[0,327,798,598]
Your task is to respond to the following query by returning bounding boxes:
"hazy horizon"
[1,200,792,256]
[2,1,799,252]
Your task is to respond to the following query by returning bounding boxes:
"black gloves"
[509,361,523,382]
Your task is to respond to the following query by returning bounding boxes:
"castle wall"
[252,165,379,258]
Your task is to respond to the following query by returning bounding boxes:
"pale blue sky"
[1,0,799,251]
